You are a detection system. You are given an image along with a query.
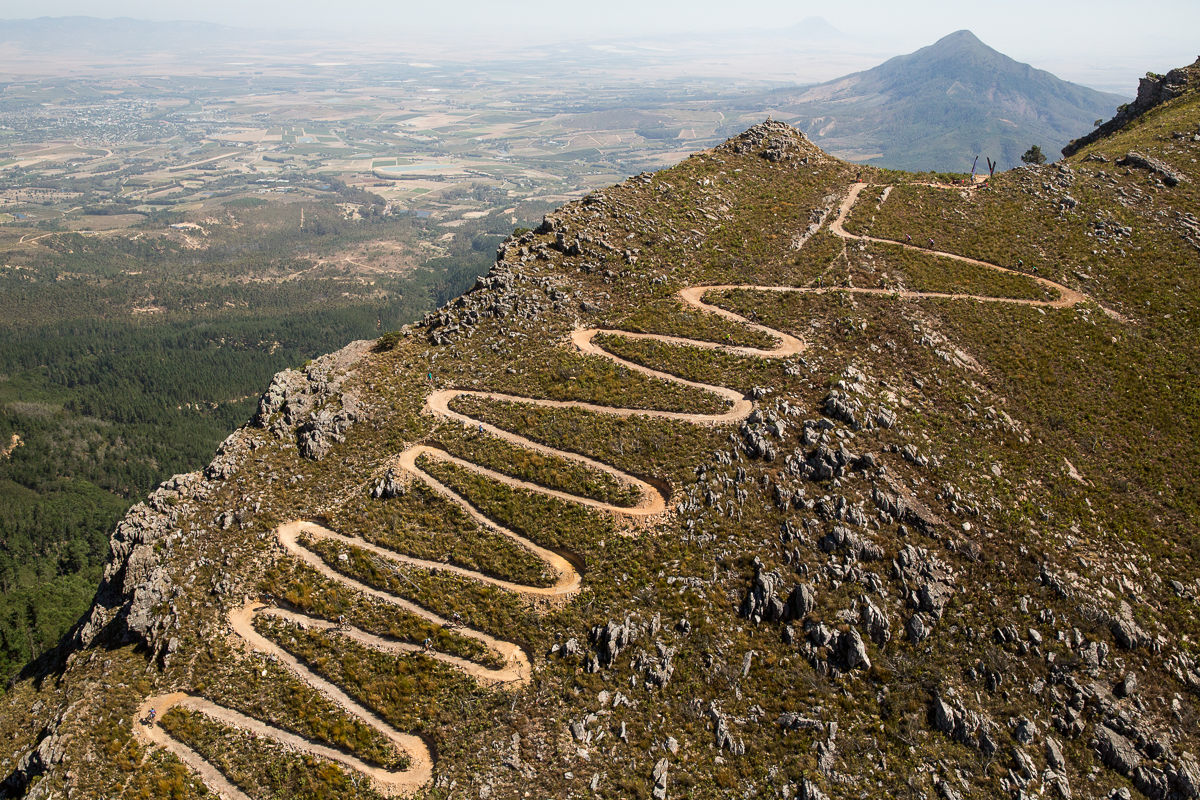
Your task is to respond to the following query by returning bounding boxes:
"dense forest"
[0,195,544,682]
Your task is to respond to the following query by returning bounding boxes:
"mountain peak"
[773,31,1124,170]
[784,16,849,40]
[933,29,985,46]
[899,29,1015,72]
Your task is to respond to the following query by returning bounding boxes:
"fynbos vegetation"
[4,57,1200,800]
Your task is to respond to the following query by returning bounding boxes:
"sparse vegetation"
[160,708,387,800]
[433,427,641,507]
[8,57,1200,800]
[260,556,498,665]
[342,479,556,586]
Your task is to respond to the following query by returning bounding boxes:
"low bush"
[434,426,640,507]
[260,557,496,665]
[341,481,555,586]
[160,708,387,800]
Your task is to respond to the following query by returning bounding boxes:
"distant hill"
[781,16,850,40]
[768,30,1128,171]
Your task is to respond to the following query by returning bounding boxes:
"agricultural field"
[0,64,787,226]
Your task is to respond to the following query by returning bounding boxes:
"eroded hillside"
[1,59,1199,800]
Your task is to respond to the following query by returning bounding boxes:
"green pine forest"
[0,194,545,682]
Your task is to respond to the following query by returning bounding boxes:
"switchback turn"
[137,182,1105,797]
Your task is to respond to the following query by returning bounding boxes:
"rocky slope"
[0,60,1198,800]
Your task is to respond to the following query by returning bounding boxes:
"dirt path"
[829,182,1124,319]
[135,693,251,800]
[136,689,427,799]
[277,519,563,643]
[404,443,661,521]
[17,232,56,245]
[261,606,525,685]
[140,176,1118,797]
[415,406,666,516]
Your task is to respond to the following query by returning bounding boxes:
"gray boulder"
[371,468,404,500]
[740,558,786,623]
[840,627,871,671]
[907,612,931,643]
[860,597,891,646]
[1111,602,1151,650]
[1093,725,1140,777]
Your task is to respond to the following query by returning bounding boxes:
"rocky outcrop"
[860,597,891,646]
[739,558,786,623]
[371,468,405,500]
[636,642,676,689]
[717,118,815,164]
[1109,601,1153,650]
[709,702,745,755]
[738,557,819,624]
[1093,725,1141,777]
[819,524,884,562]
[931,690,999,756]
[1,723,65,799]
[872,479,945,534]
[1063,60,1198,156]
[1090,722,1200,799]
[1117,151,1187,186]
[72,469,210,655]
[253,339,372,461]
[587,616,640,672]
[420,261,579,346]
[68,341,371,660]
[799,621,873,673]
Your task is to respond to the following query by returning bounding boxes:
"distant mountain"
[0,16,264,54]
[782,16,850,41]
[768,30,1128,171]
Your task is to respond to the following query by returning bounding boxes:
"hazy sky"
[1,0,1196,89]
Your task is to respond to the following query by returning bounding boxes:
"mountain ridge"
[0,16,288,53]
[770,30,1127,171]
[2,60,1199,800]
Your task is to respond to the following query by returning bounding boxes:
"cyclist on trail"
[905,234,912,244]
[423,637,433,652]
[928,238,935,249]
[451,611,462,626]
[147,708,157,725]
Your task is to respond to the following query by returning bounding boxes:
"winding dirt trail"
[137,180,1110,797]
[137,686,430,799]
[831,182,1124,319]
